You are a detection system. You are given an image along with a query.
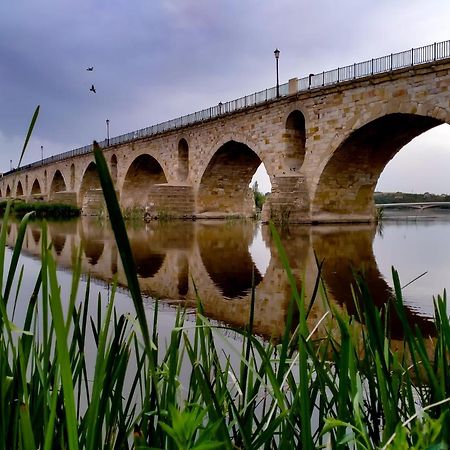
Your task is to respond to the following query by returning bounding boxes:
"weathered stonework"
[1,59,449,223]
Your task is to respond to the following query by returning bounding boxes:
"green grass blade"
[92,141,152,353]
[17,105,40,169]
[19,404,37,450]
[46,250,79,450]
[3,211,35,304]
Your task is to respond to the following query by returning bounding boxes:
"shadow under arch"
[70,164,75,190]
[312,113,443,221]
[110,154,118,184]
[50,170,67,198]
[197,221,262,299]
[121,154,168,209]
[312,224,435,339]
[16,180,24,197]
[197,140,262,216]
[31,178,41,195]
[285,110,306,170]
[177,138,189,182]
[79,162,101,208]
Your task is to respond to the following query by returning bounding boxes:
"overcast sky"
[1,0,449,193]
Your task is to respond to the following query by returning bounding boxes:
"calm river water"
[5,211,450,340]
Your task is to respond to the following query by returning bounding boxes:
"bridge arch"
[177,138,189,182]
[31,178,42,196]
[16,180,24,197]
[121,154,168,209]
[6,185,11,198]
[50,170,67,199]
[197,139,264,216]
[79,162,101,210]
[311,112,444,221]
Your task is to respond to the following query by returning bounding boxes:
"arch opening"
[198,140,266,216]
[177,138,189,182]
[79,162,102,212]
[122,154,167,209]
[110,154,118,184]
[285,110,306,170]
[6,185,11,198]
[70,164,75,190]
[313,113,443,221]
[16,180,24,197]
[31,179,42,196]
[376,123,450,195]
[50,170,67,198]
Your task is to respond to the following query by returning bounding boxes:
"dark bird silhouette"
[86,67,94,71]
[90,84,96,93]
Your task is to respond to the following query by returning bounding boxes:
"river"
[4,212,450,341]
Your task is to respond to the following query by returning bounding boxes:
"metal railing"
[5,40,450,177]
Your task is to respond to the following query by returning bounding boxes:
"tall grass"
[1,128,450,447]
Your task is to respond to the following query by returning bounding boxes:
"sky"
[0,0,449,194]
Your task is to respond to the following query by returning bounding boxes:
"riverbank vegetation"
[0,199,81,219]
[252,180,267,212]
[0,141,448,448]
[375,191,450,204]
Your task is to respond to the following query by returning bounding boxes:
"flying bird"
[86,67,94,71]
[90,84,96,93]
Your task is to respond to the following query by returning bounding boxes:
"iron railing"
[5,39,450,176]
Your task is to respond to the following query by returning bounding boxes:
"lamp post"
[41,145,43,163]
[10,160,12,171]
[274,48,280,98]
[106,119,110,146]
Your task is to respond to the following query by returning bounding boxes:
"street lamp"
[106,119,110,146]
[10,160,12,171]
[41,145,43,163]
[274,48,280,98]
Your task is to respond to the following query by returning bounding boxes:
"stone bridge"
[2,41,450,223]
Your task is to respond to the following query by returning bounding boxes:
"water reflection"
[5,217,436,339]
[198,223,263,298]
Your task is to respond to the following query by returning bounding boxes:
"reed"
[1,117,449,448]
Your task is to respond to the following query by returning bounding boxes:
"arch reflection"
[312,224,435,339]
[2,217,437,340]
[197,222,263,299]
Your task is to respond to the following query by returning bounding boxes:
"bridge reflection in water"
[7,218,434,340]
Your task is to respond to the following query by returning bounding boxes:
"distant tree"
[252,181,266,211]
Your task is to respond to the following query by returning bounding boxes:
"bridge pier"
[50,191,77,205]
[147,184,195,219]
[262,175,310,223]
